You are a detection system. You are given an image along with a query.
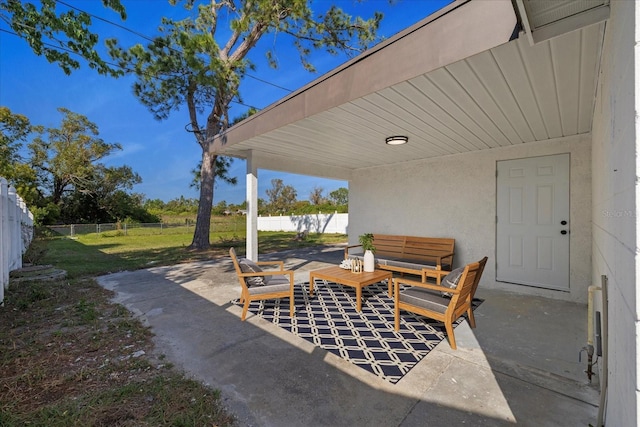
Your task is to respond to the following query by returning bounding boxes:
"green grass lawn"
[2,228,347,426]
[38,228,347,278]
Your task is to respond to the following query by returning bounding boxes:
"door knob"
[561,220,567,225]
[561,230,568,235]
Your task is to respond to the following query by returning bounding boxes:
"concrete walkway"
[97,245,600,426]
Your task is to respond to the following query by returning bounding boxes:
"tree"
[1,107,148,224]
[0,107,40,204]
[80,165,143,222]
[190,157,237,190]
[0,106,30,175]
[329,187,348,206]
[144,198,167,212]
[107,0,382,249]
[265,178,297,214]
[0,0,126,77]
[309,186,324,205]
[29,108,125,205]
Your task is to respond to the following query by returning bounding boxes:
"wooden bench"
[344,234,455,277]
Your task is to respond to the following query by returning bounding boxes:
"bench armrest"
[431,251,455,268]
[393,277,460,295]
[344,244,363,259]
[254,260,285,271]
[422,268,449,284]
[239,269,294,278]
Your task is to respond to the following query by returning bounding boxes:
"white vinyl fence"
[1,177,34,305]
[47,213,348,238]
[258,212,348,234]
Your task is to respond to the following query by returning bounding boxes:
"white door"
[496,154,570,290]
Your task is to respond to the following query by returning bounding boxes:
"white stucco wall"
[590,0,638,425]
[349,134,591,303]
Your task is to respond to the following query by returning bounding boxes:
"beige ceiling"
[212,0,605,178]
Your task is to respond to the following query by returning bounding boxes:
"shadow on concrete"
[97,245,599,426]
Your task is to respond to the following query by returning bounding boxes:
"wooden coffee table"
[309,266,393,311]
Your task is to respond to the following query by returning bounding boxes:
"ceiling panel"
[428,67,508,148]
[518,36,563,138]
[217,22,604,176]
[447,58,523,145]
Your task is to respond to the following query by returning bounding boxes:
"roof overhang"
[211,0,604,181]
[515,0,609,45]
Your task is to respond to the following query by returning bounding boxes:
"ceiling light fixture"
[385,135,409,145]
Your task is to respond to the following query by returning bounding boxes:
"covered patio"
[209,0,637,425]
[98,245,599,426]
[213,0,599,303]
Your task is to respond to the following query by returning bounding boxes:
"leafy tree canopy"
[1,106,155,225]
[0,107,41,205]
[329,187,348,206]
[265,178,297,214]
[106,0,382,249]
[0,0,126,76]
[29,107,126,205]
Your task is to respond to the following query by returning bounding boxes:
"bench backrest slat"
[373,234,454,267]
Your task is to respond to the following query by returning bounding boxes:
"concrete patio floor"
[97,245,600,426]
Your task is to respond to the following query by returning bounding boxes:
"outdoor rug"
[234,281,482,384]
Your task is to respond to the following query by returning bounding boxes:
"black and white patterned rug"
[235,281,481,384]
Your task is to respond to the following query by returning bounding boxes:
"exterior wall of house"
[590,0,638,425]
[349,134,591,303]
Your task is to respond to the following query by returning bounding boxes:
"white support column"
[246,151,259,261]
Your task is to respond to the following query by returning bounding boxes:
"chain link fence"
[48,219,244,238]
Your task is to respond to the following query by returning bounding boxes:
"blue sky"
[0,0,452,205]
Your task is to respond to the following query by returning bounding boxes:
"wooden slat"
[366,234,455,273]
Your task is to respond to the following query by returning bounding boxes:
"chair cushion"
[441,267,464,297]
[248,282,291,296]
[399,287,449,314]
[239,258,266,287]
[266,275,291,286]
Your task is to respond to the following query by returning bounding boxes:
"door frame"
[495,153,571,291]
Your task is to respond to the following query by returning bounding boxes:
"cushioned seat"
[394,257,487,350]
[247,282,291,296]
[398,287,450,313]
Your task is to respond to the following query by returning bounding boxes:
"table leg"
[356,286,362,311]
[387,274,393,297]
[309,273,315,296]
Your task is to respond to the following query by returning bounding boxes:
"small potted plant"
[359,233,376,253]
[359,233,376,272]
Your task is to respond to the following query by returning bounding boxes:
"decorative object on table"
[350,258,363,273]
[339,258,364,273]
[339,259,352,269]
[359,233,376,272]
